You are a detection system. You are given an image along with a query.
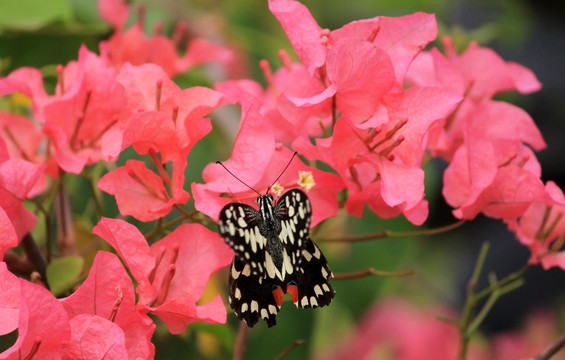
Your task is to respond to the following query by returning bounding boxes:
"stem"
[86,172,104,217]
[233,322,248,360]
[458,242,490,360]
[473,263,530,304]
[455,243,529,360]
[274,339,305,360]
[317,220,466,243]
[21,233,49,289]
[535,332,565,360]
[333,267,414,280]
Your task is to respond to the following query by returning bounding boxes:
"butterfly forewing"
[218,203,266,276]
[274,189,312,269]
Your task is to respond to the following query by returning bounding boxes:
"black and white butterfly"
[216,155,335,328]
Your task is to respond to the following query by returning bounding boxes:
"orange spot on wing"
[287,284,299,304]
[272,286,285,307]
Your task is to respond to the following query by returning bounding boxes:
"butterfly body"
[218,189,335,328]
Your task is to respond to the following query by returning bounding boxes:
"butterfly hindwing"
[228,256,279,327]
[295,237,335,309]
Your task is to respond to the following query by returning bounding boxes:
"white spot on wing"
[251,301,259,313]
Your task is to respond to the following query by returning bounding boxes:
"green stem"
[455,243,529,360]
[458,242,490,360]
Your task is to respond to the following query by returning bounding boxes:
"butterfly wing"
[219,202,282,327]
[274,189,311,267]
[227,256,279,328]
[218,202,266,276]
[294,237,335,309]
[275,189,335,309]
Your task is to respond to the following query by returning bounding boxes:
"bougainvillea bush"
[1,0,563,359]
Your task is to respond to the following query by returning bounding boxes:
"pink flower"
[215,57,332,145]
[41,46,125,174]
[97,159,189,222]
[60,251,155,359]
[0,207,18,259]
[0,155,44,240]
[92,217,233,334]
[321,298,476,360]
[269,0,437,122]
[294,87,460,225]
[99,14,232,77]
[491,310,560,360]
[450,165,548,221]
[116,63,231,161]
[192,105,343,227]
[98,0,129,29]
[507,182,565,270]
[443,125,544,220]
[0,263,71,359]
[406,38,542,160]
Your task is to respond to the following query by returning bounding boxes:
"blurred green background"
[1,0,565,359]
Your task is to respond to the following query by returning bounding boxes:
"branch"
[274,339,305,360]
[333,267,414,280]
[456,242,529,360]
[535,332,565,360]
[21,233,49,289]
[233,321,248,360]
[317,220,466,243]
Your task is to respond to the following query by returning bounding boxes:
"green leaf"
[47,256,84,297]
[0,0,73,31]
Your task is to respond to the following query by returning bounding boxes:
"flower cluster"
[0,1,233,357]
[0,0,562,358]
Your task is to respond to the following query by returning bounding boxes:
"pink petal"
[97,160,182,221]
[0,158,45,199]
[98,0,130,29]
[268,0,326,71]
[0,263,20,336]
[454,166,548,220]
[92,218,155,293]
[181,38,233,69]
[63,314,128,360]
[326,39,395,121]
[0,207,17,260]
[468,101,546,151]
[333,13,438,84]
[150,224,233,304]
[0,188,37,241]
[443,130,498,210]
[376,87,462,166]
[122,111,182,162]
[1,277,70,359]
[60,251,155,360]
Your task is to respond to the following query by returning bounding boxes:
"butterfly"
[216,154,335,327]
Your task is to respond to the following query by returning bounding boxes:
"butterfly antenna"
[216,161,261,196]
[268,151,298,194]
